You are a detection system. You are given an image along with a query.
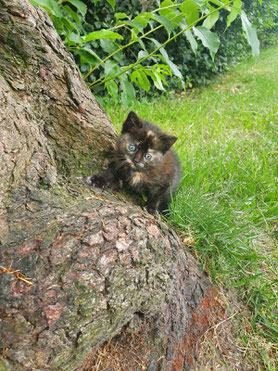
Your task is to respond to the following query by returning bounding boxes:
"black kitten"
[90,111,181,215]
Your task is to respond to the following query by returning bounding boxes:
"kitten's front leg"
[145,186,170,215]
[90,168,121,190]
[145,190,162,215]
[145,202,159,215]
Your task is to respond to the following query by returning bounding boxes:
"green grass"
[105,45,278,366]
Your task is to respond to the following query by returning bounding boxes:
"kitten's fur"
[90,111,181,215]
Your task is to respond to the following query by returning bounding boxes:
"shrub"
[29,0,266,105]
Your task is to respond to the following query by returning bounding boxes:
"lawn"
[105,45,278,369]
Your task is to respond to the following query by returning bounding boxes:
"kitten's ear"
[122,111,143,133]
[159,134,177,153]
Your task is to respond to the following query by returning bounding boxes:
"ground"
[79,286,276,371]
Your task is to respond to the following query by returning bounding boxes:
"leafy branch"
[89,2,229,88]
[28,0,261,106]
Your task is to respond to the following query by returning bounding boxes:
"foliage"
[161,14,248,88]
[243,0,278,46]
[29,0,262,105]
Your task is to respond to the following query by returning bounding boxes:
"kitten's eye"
[145,153,152,160]
[128,144,136,152]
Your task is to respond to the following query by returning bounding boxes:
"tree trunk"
[0,1,220,370]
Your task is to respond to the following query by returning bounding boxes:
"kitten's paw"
[90,174,108,189]
[146,206,158,216]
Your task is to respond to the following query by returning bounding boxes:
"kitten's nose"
[134,157,140,163]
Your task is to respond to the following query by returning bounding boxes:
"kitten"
[90,111,181,215]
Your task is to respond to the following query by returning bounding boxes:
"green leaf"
[105,80,118,101]
[151,38,182,79]
[138,50,149,60]
[226,0,242,28]
[159,0,177,20]
[116,12,129,21]
[130,29,140,42]
[184,29,197,55]
[193,26,220,60]
[67,31,81,44]
[138,37,146,51]
[82,47,102,61]
[131,68,151,92]
[74,49,100,67]
[193,0,206,5]
[51,16,64,33]
[63,5,80,26]
[203,10,219,30]
[105,0,115,9]
[120,77,135,107]
[152,14,173,36]
[100,39,123,63]
[241,11,260,57]
[174,12,185,26]
[29,0,62,17]
[145,70,165,91]
[180,0,200,27]
[134,13,152,29]
[164,58,181,79]
[100,38,117,54]
[81,30,123,43]
[209,0,228,6]
[154,64,171,75]
[103,60,121,77]
[122,20,144,34]
[66,0,87,16]
[60,16,76,33]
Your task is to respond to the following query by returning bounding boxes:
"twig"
[0,265,33,285]
[198,311,239,344]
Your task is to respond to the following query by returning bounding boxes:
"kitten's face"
[118,133,163,172]
[116,111,177,172]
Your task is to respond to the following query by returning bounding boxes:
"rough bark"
[0,1,220,370]
[0,0,117,244]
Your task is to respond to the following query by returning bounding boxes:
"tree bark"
[0,1,220,370]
